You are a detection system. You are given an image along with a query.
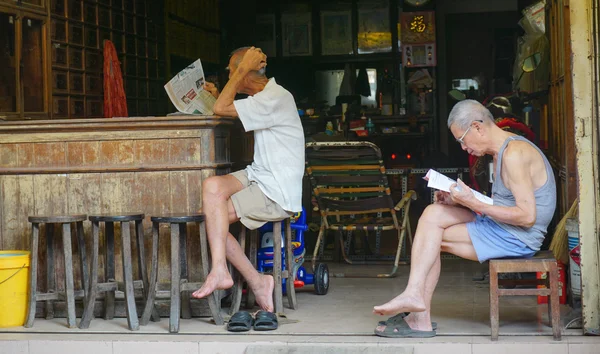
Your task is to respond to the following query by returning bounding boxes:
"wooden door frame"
[570,0,600,336]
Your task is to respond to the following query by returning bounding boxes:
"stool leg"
[104,221,116,320]
[25,223,40,328]
[62,223,77,328]
[121,221,140,330]
[80,221,100,329]
[45,224,55,320]
[229,226,245,315]
[489,263,500,341]
[136,220,159,321]
[246,229,257,310]
[272,221,283,314]
[548,264,562,341]
[199,220,224,325]
[76,221,89,297]
[170,223,181,333]
[141,222,160,325]
[179,223,191,320]
[285,219,298,310]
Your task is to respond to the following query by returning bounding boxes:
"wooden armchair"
[305,141,417,278]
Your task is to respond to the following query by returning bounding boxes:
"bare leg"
[373,204,476,316]
[224,232,274,312]
[192,191,275,311]
[192,176,243,298]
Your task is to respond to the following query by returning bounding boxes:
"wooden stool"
[230,218,297,315]
[79,213,157,330]
[25,214,88,328]
[140,213,223,333]
[489,250,561,341]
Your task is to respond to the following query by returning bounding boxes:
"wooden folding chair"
[305,141,417,278]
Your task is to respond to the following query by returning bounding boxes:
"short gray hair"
[447,99,494,130]
[228,46,266,77]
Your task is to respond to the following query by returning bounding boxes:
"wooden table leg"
[549,263,562,341]
[80,221,100,329]
[45,224,55,320]
[136,219,159,321]
[62,223,77,328]
[246,229,257,310]
[121,221,140,330]
[170,223,181,333]
[272,221,283,314]
[104,221,115,320]
[24,223,40,328]
[285,219,297,310]
[76,221,89,297]
[489,263,500,341]
[140,222,160,325]
[179,223,191,320]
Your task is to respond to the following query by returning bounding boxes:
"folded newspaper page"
[164,59,216,115]
[424,169,493,205]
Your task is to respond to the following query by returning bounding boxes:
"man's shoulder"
[504,140,536,162]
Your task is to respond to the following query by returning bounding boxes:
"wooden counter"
[0,116,236,317]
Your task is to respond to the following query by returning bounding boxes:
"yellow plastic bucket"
[0,251,30,328]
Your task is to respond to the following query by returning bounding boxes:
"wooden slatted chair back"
[305,142,395,224]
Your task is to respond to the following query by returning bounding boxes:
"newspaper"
[164,59,217,115]
[424,169,493,205]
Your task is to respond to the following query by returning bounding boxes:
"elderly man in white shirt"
[191,46,305,313]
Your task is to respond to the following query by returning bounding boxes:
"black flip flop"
[377,312,437,331]
[227,311,254,332]
[253,310,278,331]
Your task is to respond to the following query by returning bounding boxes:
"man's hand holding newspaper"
[164,59,216,115]
[424,169,493,209]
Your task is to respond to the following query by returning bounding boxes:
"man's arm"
[213,47,267,117]
[451,145,537,228]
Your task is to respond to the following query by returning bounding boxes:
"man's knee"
[202,176,229,199]
[419,204,446,224]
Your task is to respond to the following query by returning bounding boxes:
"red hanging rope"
[103,40,128,118]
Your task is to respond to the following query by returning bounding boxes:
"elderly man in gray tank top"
[373,99,556,338]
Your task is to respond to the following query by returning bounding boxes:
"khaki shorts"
[230,170,292,230]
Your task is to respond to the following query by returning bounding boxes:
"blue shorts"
[466,214,536,263]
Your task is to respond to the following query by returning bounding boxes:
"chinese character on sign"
[410,15,426,33]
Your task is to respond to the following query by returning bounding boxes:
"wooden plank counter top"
[0,116,236,317]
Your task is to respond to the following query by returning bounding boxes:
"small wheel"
[314,263,329,295]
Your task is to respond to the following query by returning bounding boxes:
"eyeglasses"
[456,120,483,145]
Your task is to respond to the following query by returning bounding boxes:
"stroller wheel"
[314,263,329,295]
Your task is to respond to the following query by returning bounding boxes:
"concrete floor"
[1,259,596,354]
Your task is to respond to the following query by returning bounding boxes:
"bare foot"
[192,268,234,299]
[373,292,426,316]
[250,274,274,312]
[403,312,433,331]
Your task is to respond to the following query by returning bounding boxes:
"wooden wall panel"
[33,143,67,167]
[169,138,201,165]
[0,176,34,250]
[133,139,170,165]
[66,141,100,166]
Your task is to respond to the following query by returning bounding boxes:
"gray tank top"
[491,135,556,251]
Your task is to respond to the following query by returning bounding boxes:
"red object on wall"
[537,261,567,304]
[103,40,128,118]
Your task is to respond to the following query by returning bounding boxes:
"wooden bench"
[489,250,562,341]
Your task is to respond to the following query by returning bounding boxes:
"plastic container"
[0,251,30,328]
